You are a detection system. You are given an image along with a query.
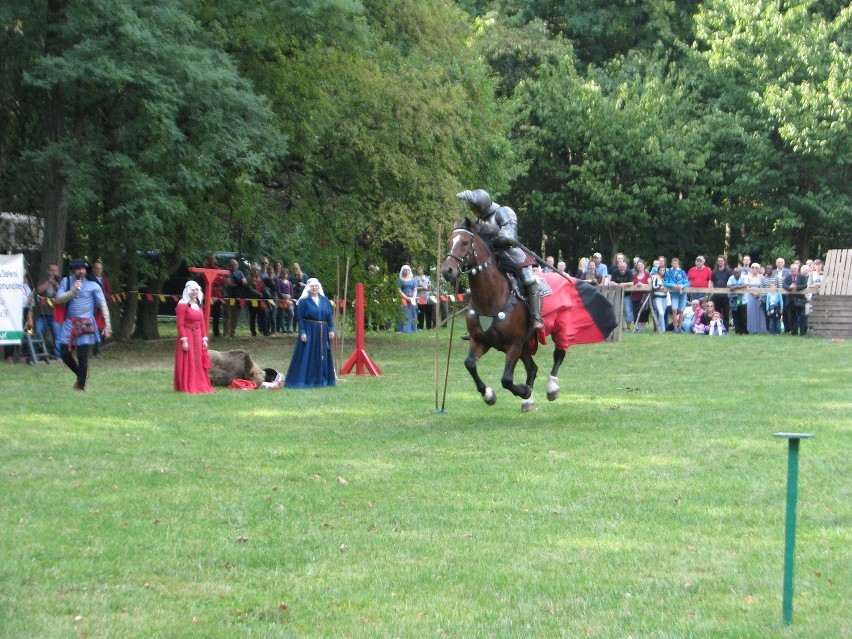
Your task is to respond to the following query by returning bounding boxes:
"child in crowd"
[764,282,785,335]
[707,311,727,336]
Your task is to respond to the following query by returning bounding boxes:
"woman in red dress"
[174,281,214,394]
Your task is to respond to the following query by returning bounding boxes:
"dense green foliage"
[498,0,850,264]
[692,0,852,261]
[1,0,849,336]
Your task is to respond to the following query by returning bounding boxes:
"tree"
[203,0,519,279]
[10,0,284,337]
[498,0,702,67]
[0,3,62,274]
[510,50,715,265]
[693,0,852,259]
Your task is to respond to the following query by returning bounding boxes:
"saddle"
[494,251,552,300]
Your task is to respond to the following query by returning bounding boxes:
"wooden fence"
[810,249,852,338]
[820,249,852,295]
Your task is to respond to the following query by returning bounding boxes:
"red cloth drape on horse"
[531,273,618,353]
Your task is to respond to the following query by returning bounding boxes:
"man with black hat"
[456,189,544,330]
[54,258,112,390]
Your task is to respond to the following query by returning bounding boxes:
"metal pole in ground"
[774,432,814,625]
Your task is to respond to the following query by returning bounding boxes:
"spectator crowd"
[572,252,822,337]
[201,255,451,339]
[11,248,823,369]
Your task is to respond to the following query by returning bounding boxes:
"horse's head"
[441,218,491,282]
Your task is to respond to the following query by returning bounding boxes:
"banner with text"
[0,254,25,345]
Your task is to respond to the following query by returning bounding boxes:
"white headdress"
[299,277,325,301]
[399,264,413,280]
[180,280,204,305]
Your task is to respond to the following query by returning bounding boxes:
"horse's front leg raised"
[546,348,566,401]
[465,342,496,405]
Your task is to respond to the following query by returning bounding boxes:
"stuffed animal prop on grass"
[207,349,265,386]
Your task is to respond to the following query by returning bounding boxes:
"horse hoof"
[546,375,560,401]
[483,388,496,406]
[521,398,536,412]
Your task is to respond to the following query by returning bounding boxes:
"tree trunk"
[132,276,167,340]
[39,0,69,279]
[608,227,619,264]
[118,257,138,341]
[798,220,811,261]
[134,297,162,340]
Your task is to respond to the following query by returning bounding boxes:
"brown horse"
[441,219,616,411]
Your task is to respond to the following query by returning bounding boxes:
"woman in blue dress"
[285,278,336,388]
[396,264,418,333]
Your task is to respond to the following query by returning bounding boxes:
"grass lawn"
[1,328,849,638]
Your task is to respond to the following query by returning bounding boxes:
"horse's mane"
[455,217,498,250]
[454,218,521,279]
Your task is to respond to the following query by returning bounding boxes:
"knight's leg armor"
[521,266,544,330]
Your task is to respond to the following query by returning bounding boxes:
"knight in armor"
[457,189,544,330]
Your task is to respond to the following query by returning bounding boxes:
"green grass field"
[1,329,849,638]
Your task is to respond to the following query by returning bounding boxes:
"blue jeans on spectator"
[622,294,634,325]
[653,296,668,332]
[267,302,279,334]
[670,292,687,313]
[35,314,61,357]
[767,313,781,335]
[278,303,294,332]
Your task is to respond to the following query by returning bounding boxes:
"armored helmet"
[456,189,496,218]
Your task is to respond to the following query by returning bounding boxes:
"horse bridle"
[445,229,493,276]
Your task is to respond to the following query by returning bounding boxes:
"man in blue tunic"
[55,258,112,391]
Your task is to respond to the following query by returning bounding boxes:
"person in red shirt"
[686,255,713,302]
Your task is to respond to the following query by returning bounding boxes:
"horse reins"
[445,229,493,277]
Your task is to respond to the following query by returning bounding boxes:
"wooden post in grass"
[774,432,814,625]
[435,225,442,412]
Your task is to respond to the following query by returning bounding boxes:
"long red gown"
[174,303,214,394]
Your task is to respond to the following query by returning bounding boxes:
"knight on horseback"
[457,189,544,330]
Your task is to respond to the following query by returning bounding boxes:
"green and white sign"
[0,254,25,345]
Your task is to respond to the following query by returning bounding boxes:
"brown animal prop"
[207,349,265,387]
